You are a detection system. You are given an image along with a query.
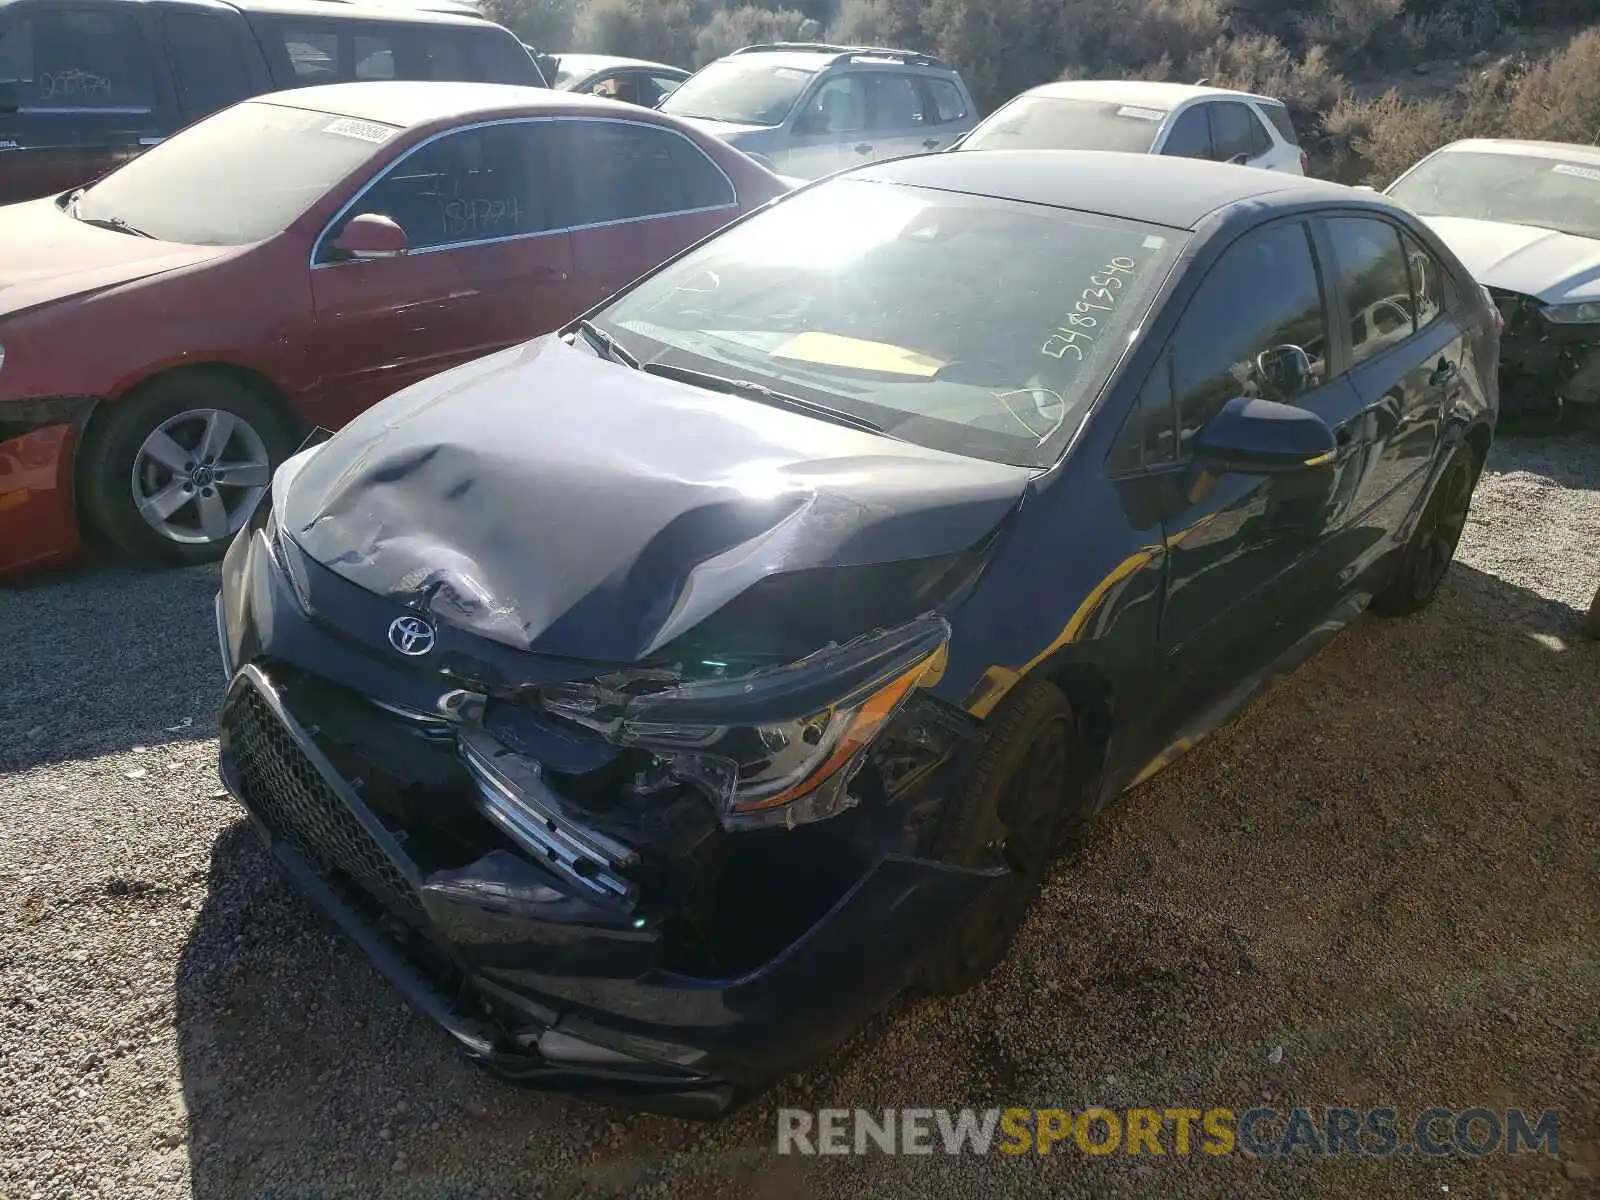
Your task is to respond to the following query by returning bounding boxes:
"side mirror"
[946,131,970,151]
[331,212,407,260]
[793,109,826,137]
[1192,395,1337,475]
[1255,343,1312,400]
[1227,152,1250,165]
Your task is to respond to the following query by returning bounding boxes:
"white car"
[951,80,1308,175]
[1386,138,1600,420]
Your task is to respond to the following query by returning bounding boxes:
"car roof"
[1432,137,1600,163]
[228,0,492,25]
[553,53,685,75]
[253,80,651,127]
[854,149,1376,230]
[1013,79,1285,111]
[716,42,949,73]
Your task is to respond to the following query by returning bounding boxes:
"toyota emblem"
[387,615,436,656]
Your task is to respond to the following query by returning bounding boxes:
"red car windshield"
[71,100,401,246]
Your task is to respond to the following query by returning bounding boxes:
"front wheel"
[914,680,1083,996]
[1370,443,1481,617]
[78,374,297,567]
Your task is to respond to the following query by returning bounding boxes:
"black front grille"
[224,682,424,923]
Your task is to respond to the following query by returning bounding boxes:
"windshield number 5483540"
[1042,256,1138,362]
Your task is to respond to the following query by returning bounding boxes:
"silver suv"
[658,42,979,180]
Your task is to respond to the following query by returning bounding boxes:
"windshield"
[1388,149,1600,242]
[72,101,399,245]
[963,96,1167,153]
[659,59,816,127]
[593,179,1185,468]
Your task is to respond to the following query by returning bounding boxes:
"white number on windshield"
[1042,256,1139,361]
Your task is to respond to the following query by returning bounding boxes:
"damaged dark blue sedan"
[214,150,1500,1117]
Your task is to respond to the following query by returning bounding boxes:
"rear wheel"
[1370,443,1481,617]
[914,680,1084,996]
[79,374,297,567]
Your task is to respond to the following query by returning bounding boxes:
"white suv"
[954,80,1308,175]
[659,42,980,180]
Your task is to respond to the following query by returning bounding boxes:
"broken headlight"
[537,613,951,831]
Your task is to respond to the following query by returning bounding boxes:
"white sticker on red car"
[323,117,398,144]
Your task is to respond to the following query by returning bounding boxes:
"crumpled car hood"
[280,334,1036,662]
[1420,215,1600,304]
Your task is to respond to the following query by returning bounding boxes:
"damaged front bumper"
[214,515,1003,1117]
[0,396,98,576]
[1488,289,1600,416]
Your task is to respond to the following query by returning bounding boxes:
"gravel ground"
[1,433,1597,1200]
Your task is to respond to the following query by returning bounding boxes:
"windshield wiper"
[640,362,885,434]
[74,209,156,239]
[575,319,638,368]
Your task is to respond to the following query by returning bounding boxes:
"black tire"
[1369,442,1481,618]
[78,374,298,567]
[914,679,1083,996]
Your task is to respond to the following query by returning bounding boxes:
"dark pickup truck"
[0,0,545,205]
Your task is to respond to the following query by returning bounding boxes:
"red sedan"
[0,81,786,574]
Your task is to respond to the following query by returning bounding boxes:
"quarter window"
[337,122,554,255]
[1325,216,1416,367]
[1160,105,1212,160]
[1172,221,1329,446]
[546,119,735,227]
[0,9,156,112]
[163,12,254,119]
[924,77,967,124]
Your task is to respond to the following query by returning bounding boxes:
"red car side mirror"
[332,213,407,260]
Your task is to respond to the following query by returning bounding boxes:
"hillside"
[485,0,1600,183]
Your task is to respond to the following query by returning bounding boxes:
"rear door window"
[1209,101,1265,163]
[1160,105,1212,160]
[162,12,255,120]
[546,118,735,226]
[0,8,157,111]
[1325,216,1416,367]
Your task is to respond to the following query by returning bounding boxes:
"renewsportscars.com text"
[776,1106,1561,1158]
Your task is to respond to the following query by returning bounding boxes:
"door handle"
[1428,358,1457,387]
[529,266,568,284]
[922,138,940,149]
[853,142,873,154]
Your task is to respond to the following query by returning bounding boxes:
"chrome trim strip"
[459,730,638,909]
[309,114,740,270]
